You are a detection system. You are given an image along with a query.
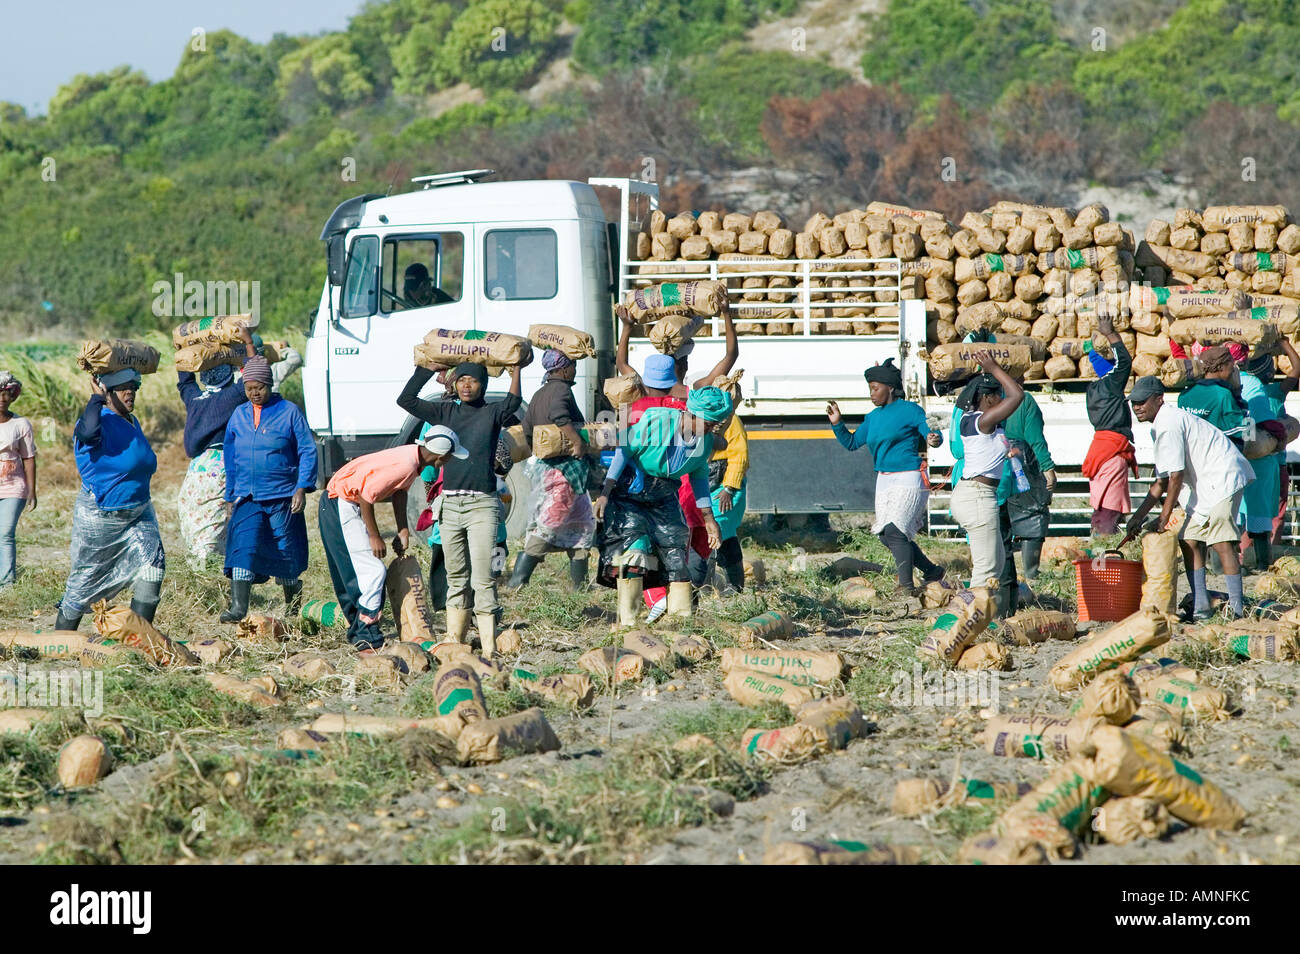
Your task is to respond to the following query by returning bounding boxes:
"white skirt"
[871,470,930,538]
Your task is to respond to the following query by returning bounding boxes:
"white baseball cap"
[419,425,469,459]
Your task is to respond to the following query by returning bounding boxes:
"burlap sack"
[300,599,344,627]
[381,642,430,677]
[77,339,161,375]
[1049,606,1171,691]
[648,313,706,355]
[1143,675,1230,721]
[1123,704,1186,752]
[1222,631,1300,661]
[530,424,574,461]
[603,371,645,408]
[183,638,235,665]
[434,664,487,725]
[173,342,245,373]
[1201,205,1289,231]
[954,642,1012,671]
[277,728,330,751]
[738,230,768,255]
[983,713,1100,759]
[284,652,336,683]
[626,280,726,322]
[1170,225,1202,251]
[764,841,920,866]
[353,653,409,692]
[726,611,795,648]
[702,229,737,255]
[1070,670,1141,725]
[0,630,94,658]
[671,634,712,662]
[77,635,143,668]
[1093,796,1171,845]
[720,647,843,685]
[1169,317,1279,352]
[1131,353,1162,378]
[723,212,752,233]
[955,299,1033,333]
[456,707,561,764]
[623,630,674,667]
[742,723,827,764]
[723,669,820,711]
[1159,356,1201,388]
[922,343,1033,382]
[892,777,1033,816]
[752,210,783,233]
[920,579,959,609]
[511,667,595,708]
[951,229,979,258]
[204,672,282,707]
[58,735,113,789]
[172,314,256,349]
[1140,523,1181,615]
[92,602,197,667]
[794,232,821,258]
[665,212,697,240]
[1037,246,1120,272]
[528,324,596,359]
[1136,244,1218,278]
[975,227,1006,253]
[958,833,1048,865]
[633,231,651,259]
[919,585,998,665]
[577,646,644,683]
[1000,759,1107,845]
[416,328,532,370]
[1161,289,1251,318]
[1085,725,1245,829]
[1200,231,1231,256]
[1000,609,1076,645]
[430,644,507,686]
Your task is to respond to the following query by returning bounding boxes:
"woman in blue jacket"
[827,359,945,595]
[219,356,317,622]
[56,368,164,630]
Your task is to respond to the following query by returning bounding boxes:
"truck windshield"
[340,235,379,318]
[381,233,464,312]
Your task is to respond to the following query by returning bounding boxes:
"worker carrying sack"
[172,314,257,349]
[624,280,728,323]
[415,329,533,369]
[77,339,161,375]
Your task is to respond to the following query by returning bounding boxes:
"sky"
[2,0,367,114]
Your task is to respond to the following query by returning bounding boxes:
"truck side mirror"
[326,236,346,286]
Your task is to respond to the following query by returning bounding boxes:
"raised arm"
[615,305,637,377]
[397,366,451,424]
[495,365,524,423]
[1280,338,1300,395]
[697,303,737,386]
[74,392,107,446]
[971,351,1024,433]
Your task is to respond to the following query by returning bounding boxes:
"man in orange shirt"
[319,426,467,650]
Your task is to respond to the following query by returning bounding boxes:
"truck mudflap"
[743,419,876,515]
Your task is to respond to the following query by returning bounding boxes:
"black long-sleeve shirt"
[1086,339,1134,441]
[396,367,521,493]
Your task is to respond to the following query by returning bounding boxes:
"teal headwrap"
[685,386,733,423]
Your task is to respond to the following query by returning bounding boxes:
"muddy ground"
[1,439,1298,865]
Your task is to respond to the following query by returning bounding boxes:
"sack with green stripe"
[415,328,532,370]
[1220,303,1300,337]
[300,599,343,627]
[1084,725,1245,829]
[434,663,487,726]
[891,776,1033,816]
[994,759,1107,859]
[1050,605,1171,691]
[764,840,919,865]
[1161,290,1252,319]
[625,279,727,323]
[742,696,863,763]
[1142,675,1231,721]
[982,713,1101,759]
[172,314,257,349]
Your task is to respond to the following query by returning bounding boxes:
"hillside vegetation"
[1,0,1298,335]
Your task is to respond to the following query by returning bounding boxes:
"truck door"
[330,228,474,439]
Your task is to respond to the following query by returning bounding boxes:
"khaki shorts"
[1179,490,1245,546]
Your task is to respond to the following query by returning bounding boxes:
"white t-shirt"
[1151,403,1253,520]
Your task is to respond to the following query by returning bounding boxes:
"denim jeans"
[0,496,26,586]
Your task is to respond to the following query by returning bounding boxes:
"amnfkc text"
[49,885,151,934]
[1121,891,1251,904]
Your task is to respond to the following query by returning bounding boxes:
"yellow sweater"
[711,415,749,489]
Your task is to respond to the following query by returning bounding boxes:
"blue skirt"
[224,496,308,583]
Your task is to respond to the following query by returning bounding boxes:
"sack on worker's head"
[92,602,197,668]
[77,338,161,375]
[922,343,1034,383]
[603,371,645,409]
[455,707,561,764]
[625,280,727,323]
[1049,606,1171,691]
[527,324,596,360]
[417,328,533,369]
[1085,725,1245,829]
[1069,670,1141,725]
[648,312,706,355]
[173,342,245,373]
[919,585,998,665]
[1000,609,1076,645]
[172,314,256,349]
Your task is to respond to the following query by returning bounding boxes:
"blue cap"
[643,354,677,389]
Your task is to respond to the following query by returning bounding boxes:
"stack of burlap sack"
[167,315,281,373]
[631,201,953,336]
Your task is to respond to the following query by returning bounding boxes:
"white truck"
[302,171,1300,540]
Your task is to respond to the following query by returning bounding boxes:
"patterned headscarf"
[0,371,20,398]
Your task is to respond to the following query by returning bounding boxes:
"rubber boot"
[568,557,589,591]
[667,581,694,619]
[616,575,643,627]
[444,607,471,644]
[54,609,82,632]
[219,579,251,623]
[507,553,541,591]
[282,580,304,616]
[129,598,159,624]
[475,612,497,657]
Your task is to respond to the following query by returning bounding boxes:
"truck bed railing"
[623,257,905,338]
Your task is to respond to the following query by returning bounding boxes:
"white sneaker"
[646,597,668,623]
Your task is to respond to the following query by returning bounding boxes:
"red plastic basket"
[1073,550,1143,622]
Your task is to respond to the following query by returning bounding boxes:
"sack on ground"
[622,631,674,667]
[93,602,198,668]
[237,614,287,641]
[1142,674,1231,721]
[982,713,1101,759]
[892,776,1034,816]
[954,642,1012,670]
[1000,610,1076,645]
[456,707,561,764]
[58,735,113,789]
[719,647,844,685]
[511,667,595,708]
[723,669,821,711]
[919,586,998,665]
[577,646,644,683]
[204,672,283,707]
[1069,670,1141,725]
[764,841,920,865]
[433,664,488,725]
[1093,796,1172,845]
[1049,606,1171,691]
